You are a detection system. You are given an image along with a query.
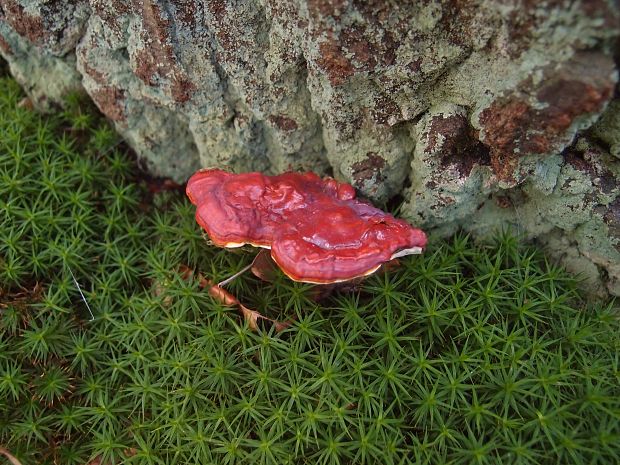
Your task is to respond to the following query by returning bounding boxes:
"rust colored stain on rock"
[0,34,12,55]
[342,22,396,72]
[132,0,196,103]
[426,113,490,177]
[581,0,620,29]
[0,0,45,45]
[316,39,355,86]
[479,52,616,182]
[407,58,422,73]
[0,0,89,54]
[268,114,299,131]
[495,196,513,209]
[479,97,529,152]
[307,0,347,19]
[537,78,613,133]
[502,0,583,58]
[169,78,196,103]
[91,0,130,20]
[206,0,235,51]
[313,5,398,82]
[371,95,400,125]
[478,96,530,179]
[565,145,617,195]
[351,152,386,186]
[105,0,129,14]
[426,114,470,154]
[604,197,620,243]
[91,86,126,122]
[81,60,108,86]
[133,0,172,79]
[342,24,377,71]
[89,0,130,39]
[499,1,619,60]
[438,0,486,48]
[207,0,226,19]
[174,0,198,27]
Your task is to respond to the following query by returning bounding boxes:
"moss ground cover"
[0,75,619,465]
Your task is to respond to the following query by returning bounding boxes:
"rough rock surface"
[1,0,619,297]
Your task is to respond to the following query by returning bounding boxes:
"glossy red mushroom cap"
[186,169,427,284]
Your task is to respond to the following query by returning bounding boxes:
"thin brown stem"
[217,262,254,287]
[0,447,23,465]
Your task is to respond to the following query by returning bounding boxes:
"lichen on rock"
[1,0,619,297]
[592,100,620,159]
[0,2,85,109]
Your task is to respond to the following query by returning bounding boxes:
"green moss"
[0,76,619,465]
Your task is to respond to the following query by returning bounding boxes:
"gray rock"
[1,0,619,297]
[592,100,620,159]
[0,21,83,109]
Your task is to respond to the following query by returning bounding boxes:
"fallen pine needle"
[179,265,291,332]
[0,447,23,465]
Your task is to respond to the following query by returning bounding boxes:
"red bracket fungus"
[186,169,427,284]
